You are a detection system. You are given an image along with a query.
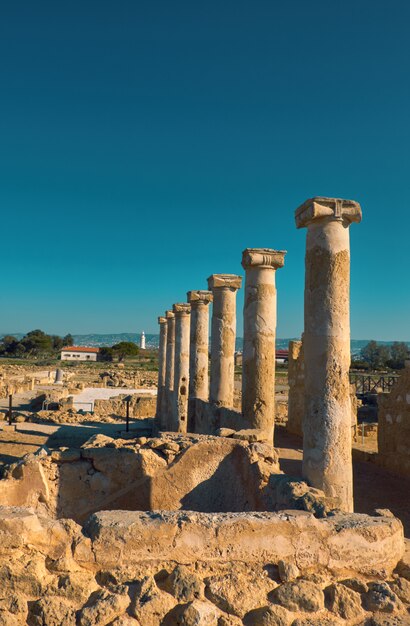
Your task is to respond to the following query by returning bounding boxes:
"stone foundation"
[0,505,406,625]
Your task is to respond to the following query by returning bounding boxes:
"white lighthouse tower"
[140,331,146,350]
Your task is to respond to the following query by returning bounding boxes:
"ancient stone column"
[295,196,362,512]
[172,303,191,433]
[155,316,168,430]
[208,274,242,408]
[164,310,175,430]
[241,248,286,443]
[187,290,213,431]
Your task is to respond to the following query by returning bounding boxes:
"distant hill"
[70,335,409,358]
[2,333,409,358]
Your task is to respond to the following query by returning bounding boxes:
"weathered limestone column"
[295,196,362,512]
[208,274,242,408]
[172,303,191,433]
[164,310,175,430]
[187,290,213,432]
[241,248,286,442]
[155,316,168,430]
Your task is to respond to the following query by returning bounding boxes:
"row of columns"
[156,249,286,440]
[155,196,361,512]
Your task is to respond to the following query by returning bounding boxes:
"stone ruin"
[378,361,410,478]
[0,197,409,625]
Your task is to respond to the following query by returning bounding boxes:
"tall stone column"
[172,303,191,433]
[187,290,213,432]
[295,196,362,512]
[208,274,242,408]
[164,310,175,430]
[156,316,168,430]
[241,248,286,443]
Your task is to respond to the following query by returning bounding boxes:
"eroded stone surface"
[295,196,362,512]
[241,248,286,443]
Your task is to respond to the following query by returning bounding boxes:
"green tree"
[20,330,53,356]
[361,341,390,370]
[111,341,139,361]
[63,334,74,347]
[0,335,24,356]
[99,347,114,362]
[387,342,409,370]
[52,335,64,351]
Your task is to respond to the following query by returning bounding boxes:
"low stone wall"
[93,393,157,419]
[0,377,33,399]
[378,365,410,477]
[0,434,282,523]
[0,505,406,625]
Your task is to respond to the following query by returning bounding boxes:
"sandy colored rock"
[163,565,203,602]
[278,561,300,583]
[27,597,76,626]
[291,615,344,626]
[365,616,410,626]
[271,579,324,612]
[324,582,364,620]
[204,569,274,617]
[109,617,140,626]
[216,428,235,438]
[363,582,402,613]
[130,575,177,625]
[218,616,243,626]
[163,600,220,626]
[78,589,130,626]
[243,604,293,626]
[388,577,410,603]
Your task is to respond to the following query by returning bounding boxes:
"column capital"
[295,196,362,229]
[158,316,167,325]
[242,248,286,270]
[165,310,175,320]
[187,290,213,305]
[207,274,242,291]
[173,303,191,316]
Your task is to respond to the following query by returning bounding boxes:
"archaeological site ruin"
[0,196,409,626]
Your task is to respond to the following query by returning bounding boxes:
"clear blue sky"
[1,0,409,340]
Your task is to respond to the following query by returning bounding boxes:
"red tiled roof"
[61,346,100,353]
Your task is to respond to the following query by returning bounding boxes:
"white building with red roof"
[60,346,100,362]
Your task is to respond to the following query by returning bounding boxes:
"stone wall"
[378,364,410,478]
[0,434,283,523]
[93,393,157,419]
[0,505,406,625]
